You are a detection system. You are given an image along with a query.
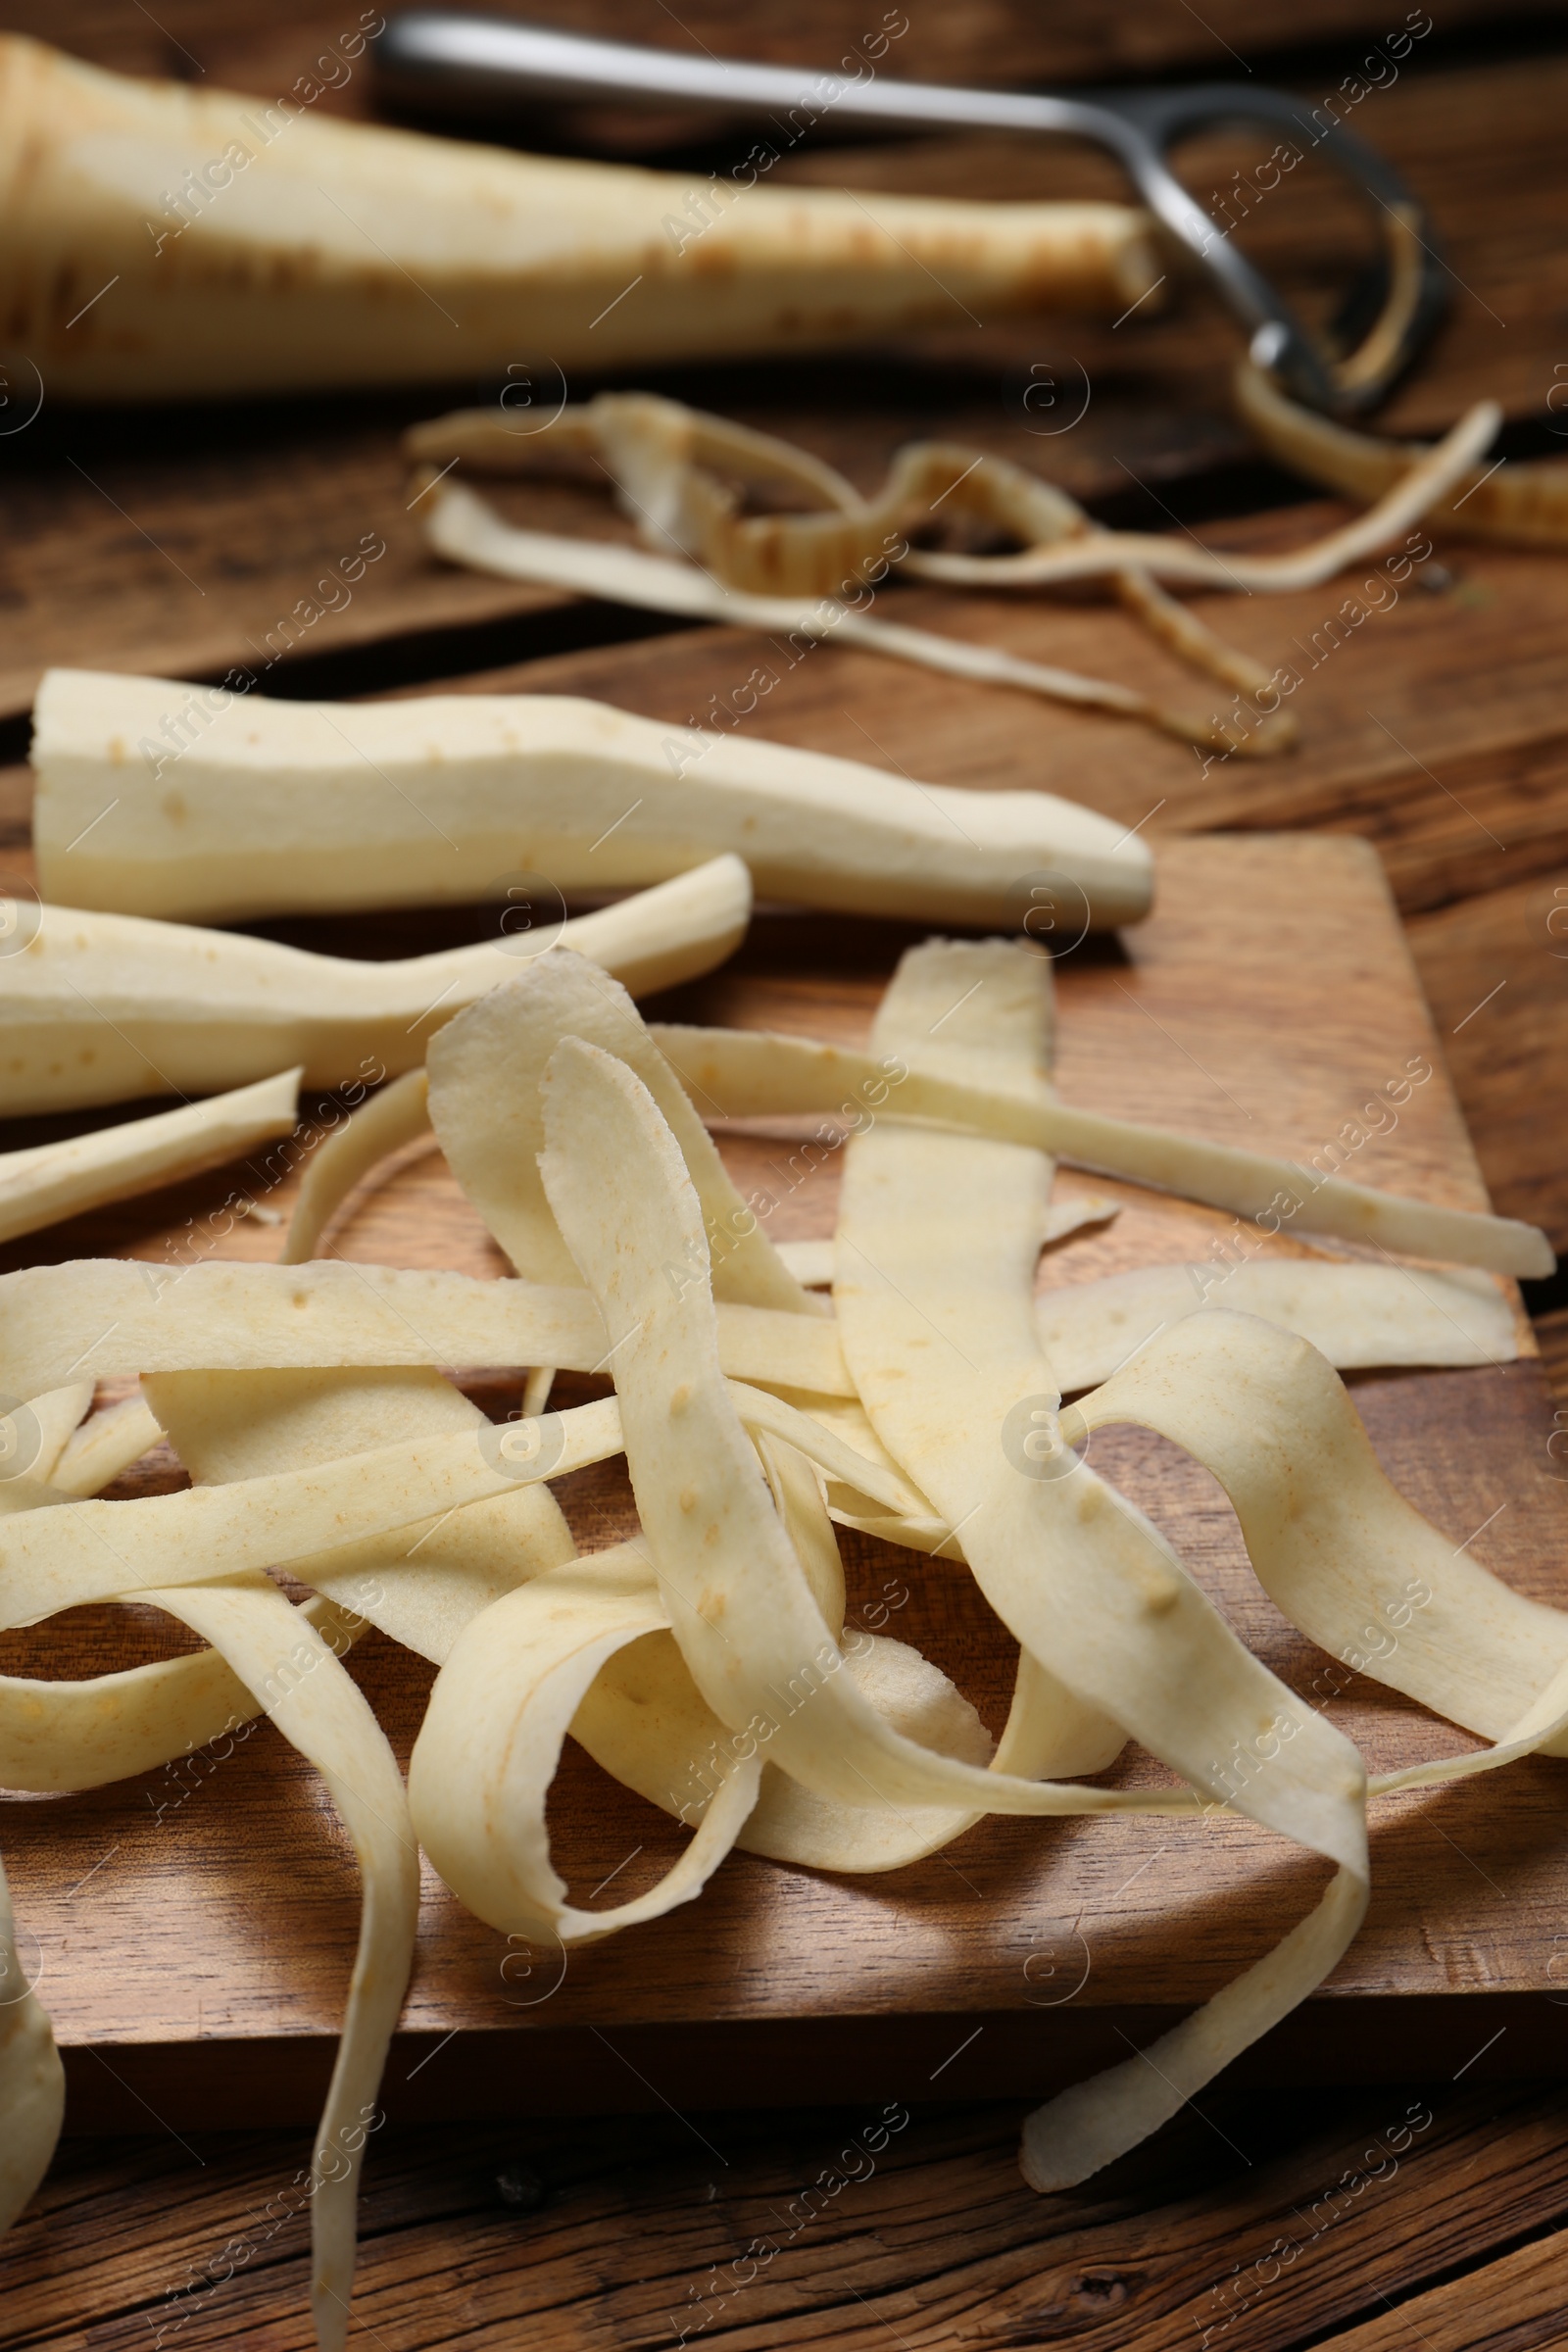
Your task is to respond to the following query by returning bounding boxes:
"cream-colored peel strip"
[833,938,1368,2188]
[1065,1310,1568,1744]
[0,858,751,1116]
[283,1069,431,1265]
[421,489,1258,755]
[0,1070,301,1246]
[0,1258,853,1403]
[1036,1258,1516,1388]
[536,1034,1206,1823]
[411,1545,762,1942]
[0,1851,62,2232]
[911,400,1497,591]
[1235,361,1568,549]
[0,1375,920,1635]
[143,1572,418,2352]
[653,1023,1551,1277]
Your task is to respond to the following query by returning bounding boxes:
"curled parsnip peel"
[146,1362,577,1669]
[0,1376,922,1639]
[412,1546,762,1943]
[911,399,1500,592]
[1,35,1158,405]
[47,1393,162,1498]
[0,1852,62,2233]
[142,1358,573,2344]
[834,936,1368,2186]
[426,952,818,1313]
[1237,361,1568,550]
[419,956,996,1874]
[0,1260,853,1405]
[0,1424,553,1629]
[421,481,1285,758]
[143,1572,418,2352]
[0,857,751,1115]
[426,955,1025,1870]
[537,1038,1179,1816]
[284,1070,432,1266]
[413,384,1491,603]
[34,669,1152,935]
[1065,1310,1568,1748]
[284,1066,1123,1288]
[0,1068,300,1246]
[654,1021,1552,1278]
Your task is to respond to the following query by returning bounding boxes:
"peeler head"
[1091,82,1448,416]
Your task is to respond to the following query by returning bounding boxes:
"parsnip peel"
[406,384,1501,753]
[2,937,1561,2352]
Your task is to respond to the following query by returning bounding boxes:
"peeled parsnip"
[0,35,1160,403]
[32,669,1152,932]
[0,856,749,1115]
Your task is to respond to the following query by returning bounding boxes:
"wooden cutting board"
[5,832,1566,2132]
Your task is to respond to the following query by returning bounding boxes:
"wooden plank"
[8,2081,1568,2350]
[1407,864,1568,1248]
[0,423,661,726]
[4,835,1565,2131]
[1535,1307,1568,1408]
[1314,2230,1568,2352]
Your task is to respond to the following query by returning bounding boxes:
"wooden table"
[4,5,1568,2347]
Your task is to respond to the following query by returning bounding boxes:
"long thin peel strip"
[1036,1258,1517,1388]
[144,1572,418,2352]
[145,1355,579,2345]
[915,399,1498,592]
[833,937,1368,2186]
[144,1362,576,1671]
[1066,1311,1568,1744]
[0,1258,853,1403]
[0,1069,300,1245]
[421,485,1272,756]
[0,1850,63,2232]
[654,1022,1552,1278]
[0,857,751,1114]
[1236,361,1568,550]
[0,1376,921,1639]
